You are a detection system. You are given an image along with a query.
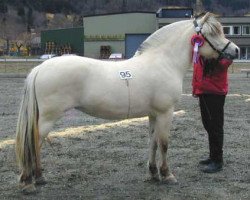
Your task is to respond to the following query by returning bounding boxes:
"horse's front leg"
[156,108,177,184]
[147,115,159,181]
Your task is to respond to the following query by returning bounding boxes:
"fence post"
[4,58,6,73]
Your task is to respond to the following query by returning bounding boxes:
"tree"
[27,7,33,32]
[0,1,8,14]
[17,6,25,23]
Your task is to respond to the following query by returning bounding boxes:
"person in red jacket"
[192,56,233,173]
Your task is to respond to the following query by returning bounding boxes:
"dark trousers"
[199,94,225,163]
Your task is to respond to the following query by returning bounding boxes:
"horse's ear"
[200,12,211,25]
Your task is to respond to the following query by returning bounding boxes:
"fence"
[0,59,43,73]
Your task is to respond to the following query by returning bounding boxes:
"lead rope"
[126,79,131,119]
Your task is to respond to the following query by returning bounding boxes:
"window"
[242,26,250,35]
[223,26,241,35]
[240,47,250,60]
[240,47,246,59]
[233,26,241,35]
[248,47,250,60]
[223,26,231,35]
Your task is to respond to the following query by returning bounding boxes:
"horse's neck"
[163,28,193,76]
[140,21,194,78]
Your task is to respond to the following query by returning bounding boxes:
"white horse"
[16,13,239,193]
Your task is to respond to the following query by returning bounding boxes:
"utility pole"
[195,0,204,16]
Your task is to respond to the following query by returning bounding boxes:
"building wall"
[83,12,157,58]
[219,17,250,60]
[41,27,84,55]
[84,41,124,59]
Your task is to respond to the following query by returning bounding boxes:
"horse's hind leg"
[156,108,177,184]
[34,112,60,185]
[147,115,159,181]
[19,170,36,193]
[33,147,45,186]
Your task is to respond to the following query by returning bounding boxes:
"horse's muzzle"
[221,47,239,60]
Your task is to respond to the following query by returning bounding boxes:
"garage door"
[125,34,150,59]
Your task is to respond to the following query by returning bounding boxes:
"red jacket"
[192,58,232,96]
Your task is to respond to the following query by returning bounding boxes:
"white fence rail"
[0,58,45,62]
[234,59,250,63]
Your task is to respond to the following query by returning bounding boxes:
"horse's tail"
[16,67,40,177]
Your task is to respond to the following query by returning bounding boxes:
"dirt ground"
[0,72,249,200]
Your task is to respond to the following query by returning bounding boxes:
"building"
[41,27,84,56]
[41,7,250,60]
[83,12,156,59]
[219,17,250,60]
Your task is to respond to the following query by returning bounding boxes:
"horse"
[15,12,239,193]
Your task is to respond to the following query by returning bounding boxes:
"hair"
[201,56,225,76]
[198,14,225,76]
[199,14,223,37]
[202,57,216,76]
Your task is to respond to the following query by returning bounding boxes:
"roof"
[157,6,193,12]
[156,6,193,18]
[83,11,156,18]
[41,26,84,33]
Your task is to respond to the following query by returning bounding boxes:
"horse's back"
[34,56,132,119]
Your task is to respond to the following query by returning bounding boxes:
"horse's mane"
[134,20,188,56]
[134,13,223,57]
[199,14,223,37]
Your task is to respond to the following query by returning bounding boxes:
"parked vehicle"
[39,54,57,59]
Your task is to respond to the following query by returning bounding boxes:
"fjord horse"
[16,13,239,193]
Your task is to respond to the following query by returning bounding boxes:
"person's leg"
[199,94,225,171]
[199,94,213,164]
[199,94,225,172]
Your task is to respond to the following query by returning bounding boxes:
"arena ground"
[0,72,249,199]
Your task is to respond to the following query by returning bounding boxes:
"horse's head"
[195,13,239,60]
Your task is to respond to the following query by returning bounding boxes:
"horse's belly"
[78,94,150,120]
[78,97,129,120]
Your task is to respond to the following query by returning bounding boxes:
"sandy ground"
[0,73,249,200]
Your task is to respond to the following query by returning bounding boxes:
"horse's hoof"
[20,184,37,195]
[144,175,160,183]
[161,173,178,185]
[35,176,47,186]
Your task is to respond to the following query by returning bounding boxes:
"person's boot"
[201,132,223,173]
[199,133,214,166]
[199,158,212,165]
[202,161,223,173]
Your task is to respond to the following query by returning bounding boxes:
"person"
[192,56,233,173]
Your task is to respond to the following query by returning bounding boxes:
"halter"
[193,19,232,59]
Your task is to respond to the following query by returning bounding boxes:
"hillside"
[1,0,250,31]
[0,0,249,55]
